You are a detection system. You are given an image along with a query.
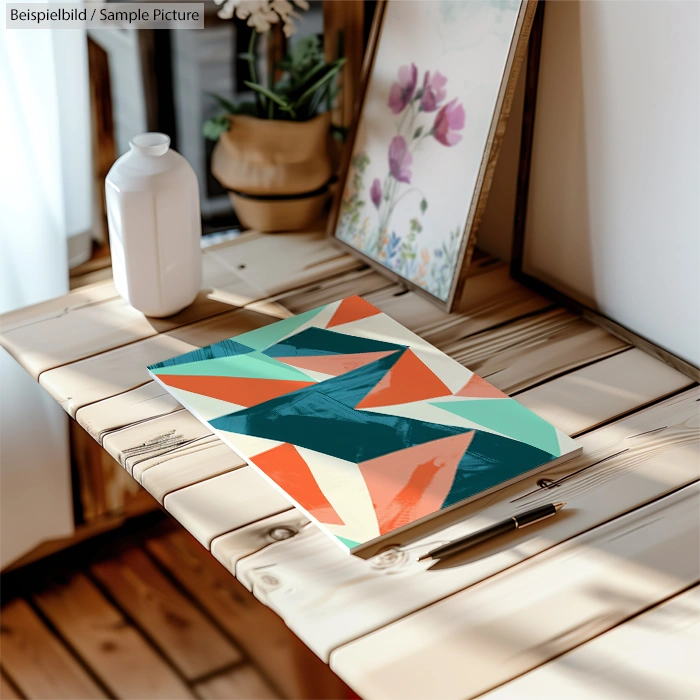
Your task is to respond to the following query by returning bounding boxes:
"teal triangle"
[233,306,327,351]
[148,339,253,371]
[336,535,361,549]
[153,351,316,382]
[429,399,560,457]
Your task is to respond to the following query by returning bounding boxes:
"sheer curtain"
[0,5,93,566]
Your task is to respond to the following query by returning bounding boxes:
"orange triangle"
[355,350,452,409]
[276,350,396,377]
[326,296,381,328]
[251,443,345,526]
[455,374,507,399]
[359,431,475,535]
[157,374,314,408]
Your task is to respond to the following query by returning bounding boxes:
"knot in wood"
[370,547,406,571]
[269,526,296,541]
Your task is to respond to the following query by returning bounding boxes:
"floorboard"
[1,516,348,700]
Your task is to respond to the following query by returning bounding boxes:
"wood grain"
[362,264,550,343]
[194,666,279,700]
[211,389,700,661]
[1,293,237,380]
[0,231,356,381]
[102,410,211,476]
[71,420,155,521]
[77,383,183,444]
[206,230,360,300]
[44,306,289,418]
[140,438,245,504]
[0,598,104,699]
[163,468,291,549]
[0,673,23,700]
[518,347,693,436]
[33,572,194,699]
[91,548,242,680]
[0,280,118,334]
[146,528,348,700]
[441,307,629,394]
[256,267,392,314]
[481,586,700,700]
[330,483,700,700]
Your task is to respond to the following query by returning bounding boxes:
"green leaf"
[413,126,423,139]
[237,52,256,62]
[243,81,293,110]
[202,116,230,141]
[420,198,428,214]
[291,58,345,111]
[208,93,237,114]
[235,101,260,117]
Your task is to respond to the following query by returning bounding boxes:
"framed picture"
[328,0,538,311]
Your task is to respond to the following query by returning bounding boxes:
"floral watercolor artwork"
[334,0,525,304]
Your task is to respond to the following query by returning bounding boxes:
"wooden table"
[2,230,698,699]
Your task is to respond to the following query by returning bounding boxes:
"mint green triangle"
[233,306,326,351]
[154,351,316,382]
[336,535,361,550]
[430,399,560,456]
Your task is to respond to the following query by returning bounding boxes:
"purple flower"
[370,178,382,209]
[433,98,465,146]
[388,136,413,184]
[388,64,418,114]
[420,71,447,112]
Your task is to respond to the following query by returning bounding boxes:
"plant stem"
[267,31,275,119]
[247,30,263,117]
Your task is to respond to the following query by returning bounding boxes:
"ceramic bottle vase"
[106,133,202,317]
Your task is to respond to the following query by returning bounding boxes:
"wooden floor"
[0,513,350,700]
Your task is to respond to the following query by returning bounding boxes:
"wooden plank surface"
[194,666,278,700]
[140,439,245,504]
[0,598,104,699]
[102,410,212,476]
[209,388,700,660]
[163,469,291,548]
[0,673,23,700]
[442,307,629,394]
[43,306,289,418]
[330,483,700,700]
[91,547,242,680]
[146,528,348,700]
[519,347,693,435]
[33,572,194,699]
[0,294,236,380]
[362,264,550,343]
[207,230,361,299]
[0,280,118,334]
[0,231,357,380]
[481,585,700,700]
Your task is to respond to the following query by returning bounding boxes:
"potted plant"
[205,0,346,232]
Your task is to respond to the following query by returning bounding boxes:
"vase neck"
[130,133,170,157]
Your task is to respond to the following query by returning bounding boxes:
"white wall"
[520,0,700,366]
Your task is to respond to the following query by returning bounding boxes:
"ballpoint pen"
[417,502,567,561]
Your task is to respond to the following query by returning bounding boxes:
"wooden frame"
[327,0,539,312]
[510,2,700,383]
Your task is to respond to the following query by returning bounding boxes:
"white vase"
[106,133,202,317]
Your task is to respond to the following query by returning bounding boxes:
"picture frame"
[510,3,699,383]
[328,0,539,312]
